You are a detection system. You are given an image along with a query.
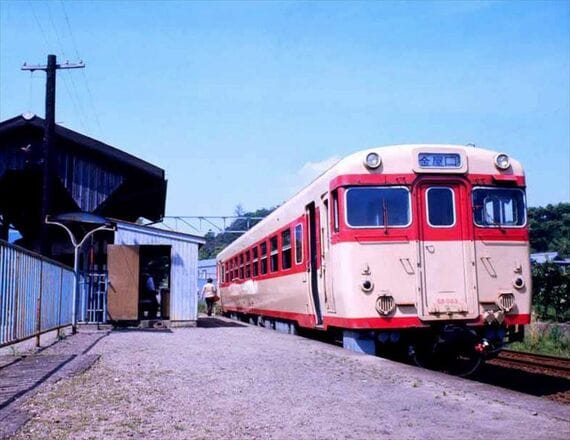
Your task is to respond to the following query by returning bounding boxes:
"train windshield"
[345,187,411,227]
[472,187,526,227]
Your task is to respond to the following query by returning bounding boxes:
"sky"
[1,1,569,221]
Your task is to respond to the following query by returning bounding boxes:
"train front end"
[328,145,530,374]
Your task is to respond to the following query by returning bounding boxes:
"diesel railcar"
[217,145,531,374]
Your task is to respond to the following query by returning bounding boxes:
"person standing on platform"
[201,278,218,317]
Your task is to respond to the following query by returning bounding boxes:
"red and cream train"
[217,145,531,371]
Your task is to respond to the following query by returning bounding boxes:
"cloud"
[283,155,341,199]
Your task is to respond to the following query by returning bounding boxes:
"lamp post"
[45,213,115,333]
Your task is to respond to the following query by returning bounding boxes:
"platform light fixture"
[46,213,115,334]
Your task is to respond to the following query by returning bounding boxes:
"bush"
[531,262,569,322]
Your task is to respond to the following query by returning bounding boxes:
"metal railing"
[78,271,108,324]
[0,240,74,348]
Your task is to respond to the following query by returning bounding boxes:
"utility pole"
[21,55,85,256]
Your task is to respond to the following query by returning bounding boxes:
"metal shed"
[111,221,205,326]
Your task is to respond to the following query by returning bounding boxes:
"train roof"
[218,144,525,260]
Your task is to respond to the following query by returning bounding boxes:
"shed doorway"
[107,244,171,323]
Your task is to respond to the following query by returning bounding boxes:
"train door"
[416,181,478,320]
[306,202,323,326]
[321,195,336,312]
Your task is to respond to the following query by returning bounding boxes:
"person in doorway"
[143,272,159,319]
[201,278,218,317]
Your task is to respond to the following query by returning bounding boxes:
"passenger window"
[270,236,279,272]
[426,187,455,227]
[239,254,244,278]
[260,243,268,275]
[295,224,303,264]
[245,250,251,278]
[252,247,259,277]
[281,229,292,270]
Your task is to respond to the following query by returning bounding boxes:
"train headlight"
[494,153,511,170]
[375,295,395,316]
[497,293,515,312]
[364,152,382,169]
[361,279,374,292]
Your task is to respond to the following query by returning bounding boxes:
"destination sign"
[418,153,461,168]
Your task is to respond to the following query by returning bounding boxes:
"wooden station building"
[0,113,201,326]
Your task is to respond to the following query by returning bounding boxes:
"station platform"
[1,316,568,439]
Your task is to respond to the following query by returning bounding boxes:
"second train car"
[217,145,531,374]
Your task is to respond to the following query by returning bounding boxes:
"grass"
[509,322,570,358]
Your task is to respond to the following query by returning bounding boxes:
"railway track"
[490,349,570,378]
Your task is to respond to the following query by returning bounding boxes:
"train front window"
[345,187,411,228]
[426,187,455,227]
[472,187,526,227]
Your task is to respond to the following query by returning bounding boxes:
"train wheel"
[408,326,484,377]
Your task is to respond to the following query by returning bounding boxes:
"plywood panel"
[107,245,140,320]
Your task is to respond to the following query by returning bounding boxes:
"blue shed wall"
[114,225,203,323]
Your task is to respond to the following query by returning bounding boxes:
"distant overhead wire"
[59,0,104,137]
[45,0,89,132]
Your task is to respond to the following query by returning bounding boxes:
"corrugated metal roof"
[114,220,206,245]
[0,114,164,179]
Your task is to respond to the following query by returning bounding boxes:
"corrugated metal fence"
[0,240,74,347]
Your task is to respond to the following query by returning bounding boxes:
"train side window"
[333,190,339,232]
[245,250,251,278]
[270,235,279,272]
[260,243,268,274]
[281,229,292,270]
[295,224,303,264]
[239,253,244,279]
[426,187,455,227]
[252,247,259,277]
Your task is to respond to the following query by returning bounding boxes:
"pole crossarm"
[21,61,85,72]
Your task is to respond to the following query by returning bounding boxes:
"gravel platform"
[11,317,570,440]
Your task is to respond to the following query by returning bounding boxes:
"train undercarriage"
[224,311,525,376]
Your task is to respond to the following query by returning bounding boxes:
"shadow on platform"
[197,317,247,328]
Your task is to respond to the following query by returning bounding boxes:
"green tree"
[198,206,276,260]
[531,262,570,322]
[528,203,570,257]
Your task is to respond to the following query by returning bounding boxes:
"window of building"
[345,187,411,228]
[295,224,303,264]
[252,247,259,277]
[426,187,455,227]
[270,235,279,272]
[260,242,268,274]
[281,229,292,270]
